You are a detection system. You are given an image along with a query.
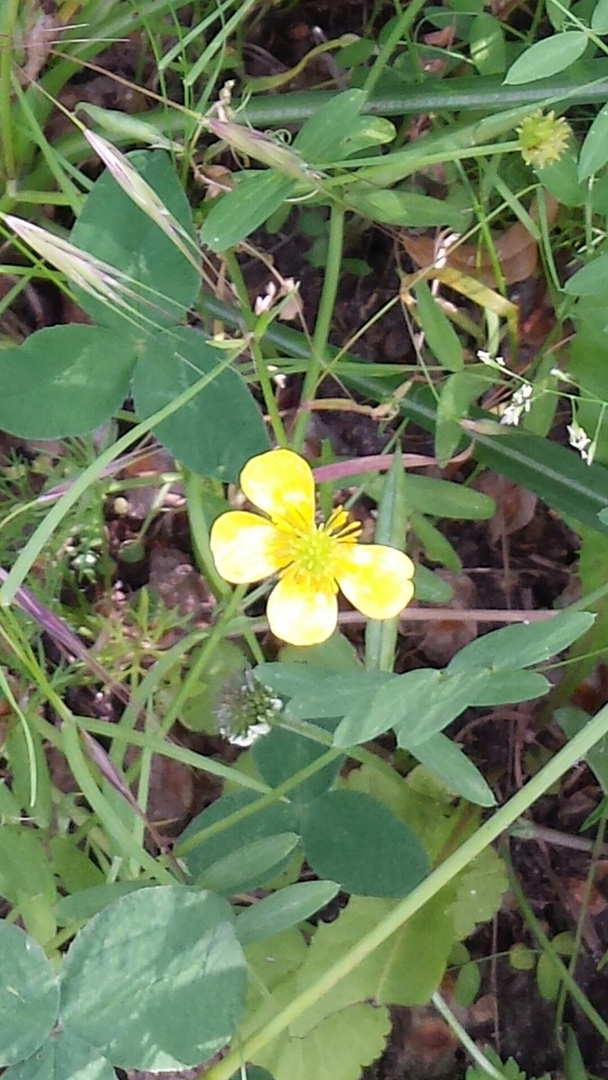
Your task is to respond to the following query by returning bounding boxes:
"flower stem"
[223,250,288,447]
[292,202,344,450]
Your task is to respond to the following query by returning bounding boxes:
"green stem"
[292,202,344,450]
[0,0,20,181]
[185,470,231,601]
[223,250,288,446]
[363,0,429,96]
[431,991,507,1079]
[204,700,608,1080]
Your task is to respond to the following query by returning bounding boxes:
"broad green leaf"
[537,149,586,207]
[411,513,462,571]
[365,473,496,520]
[70,150,199,330]
[252,726,343,804]
[333,690,394,746]
[564,253,608,295]
[449,847,508,939]
[197,833,301,894]
[16,892,56,951]
[236,880,340,945]
[201,171,296,252]
[547,0,571,29]
[59,886,247,1071]
[0,826,56,912]
[0,326,135,438]
[176,790,298,881]
[55,881,152,925]
[345,186,469,230]
[78,103,182,151]
[414,280,463,373]
[537,951,562,1002]
[470,13,505,75]
[302,790,429,897]
[578,103,608,179]
[414,564,455,603]
[446,611,594,674]
[288,893,455,1016]
[435,371,488,462]
[295,88,368,160]
[245,934,391,1080]
[592,0,608,32]
[229,1069,274,1080]
[0,922,58,1067]
[279,632,361,669]
[504,32,588,85]
[466,669,549,704]
[255,663,392,721]
[0,781,22,821]
[360,667,489,747]
[398,732,496,807]
[245,928,309,996]
[132,326,270,481]
[455,962,482,1008]
[337,115,396,156]
[4,1032,115,1080]
[255,999,390,1080]
[49,837,105,897]
[557,706,608,794]
[4,722,52,828]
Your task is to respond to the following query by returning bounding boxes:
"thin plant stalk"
[223,250,288,446]
[292,202,344,450]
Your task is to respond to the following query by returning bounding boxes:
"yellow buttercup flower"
[210,449,415,646]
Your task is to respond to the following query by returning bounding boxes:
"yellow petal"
[210,511,285,583]
[240,449,315,529]
[335,544,415,620]
[266,574,338,646]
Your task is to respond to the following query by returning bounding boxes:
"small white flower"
[254,277,300,320]
[550,367,574,383]
[477,350,506,368]
[513,382,533,407]
[567,420,591,454]
[567,417,596,465]
[433,231,460,269]
[254,281,278,315]
[500,402,523,426]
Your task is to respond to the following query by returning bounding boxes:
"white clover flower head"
[214,669,283,745]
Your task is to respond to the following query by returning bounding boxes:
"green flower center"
[272,507,361,589]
